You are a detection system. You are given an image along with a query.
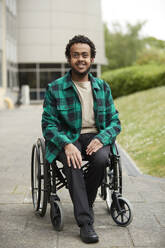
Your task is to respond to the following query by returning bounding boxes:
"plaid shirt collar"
[63,70,100,91]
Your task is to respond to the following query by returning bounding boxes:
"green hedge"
[101,64,165,98]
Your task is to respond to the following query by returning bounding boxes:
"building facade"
[0,0,106,107]
[0,0,18,108]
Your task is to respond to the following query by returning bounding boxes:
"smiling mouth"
[77,64,86,69]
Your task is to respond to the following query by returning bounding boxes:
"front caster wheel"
[50,200,64,231]
[110,197,133,227]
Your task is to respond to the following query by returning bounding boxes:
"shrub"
[101,64,165,98]
[136,48,165,65]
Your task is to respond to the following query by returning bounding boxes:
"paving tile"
[0,229,57,248]
[140,191,165,203]
[0,193,26,204]
[129,227,165,247]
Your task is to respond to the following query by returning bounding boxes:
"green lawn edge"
[115,86,165,178]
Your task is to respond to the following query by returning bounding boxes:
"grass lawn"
[114,86,165,178]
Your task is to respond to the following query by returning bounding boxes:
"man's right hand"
[64,144,82,169]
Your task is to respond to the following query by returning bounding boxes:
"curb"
[117,143,142,177]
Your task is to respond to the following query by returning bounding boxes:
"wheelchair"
[31,137,133,231]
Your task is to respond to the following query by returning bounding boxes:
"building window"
[18,64,36,69]
[30,90,37,100]
[0,51,2,87]
[39,63,61,69]
[18,63,98,101]
[19,71,36,89]
[40,71,61,88]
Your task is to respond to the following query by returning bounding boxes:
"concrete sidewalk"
[0,105,165,248]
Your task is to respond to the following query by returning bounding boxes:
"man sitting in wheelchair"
[42,35,121,243]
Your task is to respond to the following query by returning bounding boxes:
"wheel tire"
[31,144,41,212]
[106,155,122,212]
[50,200,64,231]
[100,165,112,203]
[100,179,107,200]
[31,138,48,217]
[105,167,113,212]
[36,138,48,217]
[110,197,133,227]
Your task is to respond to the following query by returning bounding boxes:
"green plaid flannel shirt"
[42,70,121,163]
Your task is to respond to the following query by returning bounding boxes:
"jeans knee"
[92,152,109,169]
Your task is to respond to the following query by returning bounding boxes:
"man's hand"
[86,138,103,155]
[64,144,82,169]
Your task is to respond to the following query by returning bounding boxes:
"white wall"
[0,0,2,50]
[17,0,106,64]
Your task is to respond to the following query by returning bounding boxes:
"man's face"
[69,43,94,77]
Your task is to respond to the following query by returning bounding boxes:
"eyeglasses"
[71,52,90,59]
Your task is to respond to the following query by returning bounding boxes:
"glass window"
[39,63,61,69]
[39,90,46,100]
[7,70,10,87]
[11,71,18,87]
[65,63,70,69]
[19,71,36,88]
[0,51,2,87]
[6,67,18,88]
[30,91,37,100]
[40,71,61,88]
[91,64,97,69]
[18,63,36,69]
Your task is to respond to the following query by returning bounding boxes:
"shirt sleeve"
[41,86,71,148]
[94,81,121,146]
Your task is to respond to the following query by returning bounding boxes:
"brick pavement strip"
[0,105,165,248]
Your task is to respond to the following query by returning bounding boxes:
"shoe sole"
[81,236,99,243]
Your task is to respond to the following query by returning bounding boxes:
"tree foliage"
[103,22,145,71]
[136,37,165,65]
[143,36,165,50]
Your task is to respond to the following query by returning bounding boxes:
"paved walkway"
[0,105,165,248]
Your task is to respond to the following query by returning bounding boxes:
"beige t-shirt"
[73,81,98,134]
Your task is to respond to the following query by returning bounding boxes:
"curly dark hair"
[65,35,96,59]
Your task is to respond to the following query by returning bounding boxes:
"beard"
[71,65,91,78]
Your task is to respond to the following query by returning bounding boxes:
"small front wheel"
[50,200,64,231]
[110,197,133,227]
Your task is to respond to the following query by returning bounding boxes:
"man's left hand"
[86,138,103,155]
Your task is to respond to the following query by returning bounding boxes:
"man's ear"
[91,58,94,63]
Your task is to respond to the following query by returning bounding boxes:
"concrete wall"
[0,0,2,50]
[17,0,106,64]
[0,0,17,109]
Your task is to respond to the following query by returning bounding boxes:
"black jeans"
[57,133,110,227]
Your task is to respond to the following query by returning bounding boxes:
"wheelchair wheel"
[106,156,122,212]
[110,197,133,227]
[105,167,113,212]
[100,184,106,200]
[31,138,48,217]
[31,144,41,212]
[50,200,64,231]
[100,176,107,201]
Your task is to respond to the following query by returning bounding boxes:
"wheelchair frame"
[31,137,133,231]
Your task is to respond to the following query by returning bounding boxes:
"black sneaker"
[80,224,99,243]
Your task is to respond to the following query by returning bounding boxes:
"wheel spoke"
[115,212,120,219]
[121,214,124,223]
[123,213,129,220]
